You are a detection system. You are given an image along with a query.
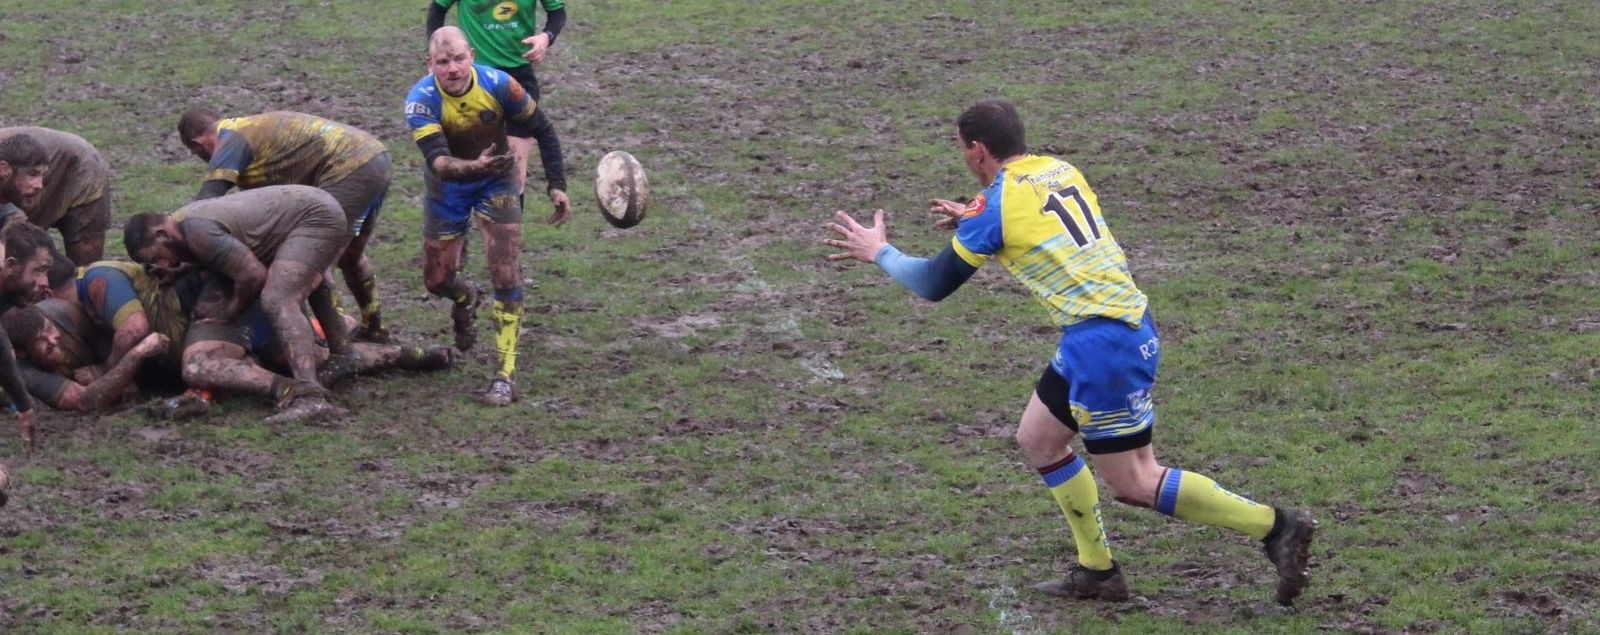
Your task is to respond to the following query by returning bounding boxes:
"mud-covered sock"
[1039,453,1116,571]
[1155,468,1277,540]
[491,287,524,379]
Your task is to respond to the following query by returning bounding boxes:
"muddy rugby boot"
[317,352,366,388]
[151,389,212,420]
[1262,508,1317,606]
[398,345,457,372]
[1033,563,1130,602]
[451,283,482,352]
[265,381,341,424]
[483,376,516,406]
[350,322,391,344]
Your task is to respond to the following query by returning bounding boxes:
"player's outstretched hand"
[929,199,964,231]
[825,209,888,263]
[547,189,571,226]
[476,147,515,176]
[522,33,552,63]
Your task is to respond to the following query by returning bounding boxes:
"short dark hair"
[957,99,1027,159]
[2,221,53,265]
[0,304,47,356]
[46,247,76,289]
[177,106,223,142]
[0,133,49,169]
[122,213,169,258]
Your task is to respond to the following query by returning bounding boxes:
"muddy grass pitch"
[1,1,1598,632]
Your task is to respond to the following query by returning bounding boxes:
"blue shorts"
[1035,313,1160,454]
[422,176,521,239]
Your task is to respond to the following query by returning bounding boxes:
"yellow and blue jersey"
[76,261,199,368]
[952,155,1147,327]
[404,64,536,172]
[207,112,386,189]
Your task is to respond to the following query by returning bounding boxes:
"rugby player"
[404,26,540,405]
[425,0,571,224]
[1,299,170,412]
[825,100,1317,605]
[123,185,351,418]
[175,108,394,341]
[0,221,56,314]
[0,223,38,446]
[0,127,113,265]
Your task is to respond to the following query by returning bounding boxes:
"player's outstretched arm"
[428,146,515,181]
[826,209,978,301]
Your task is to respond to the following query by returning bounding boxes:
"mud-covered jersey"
[207,112,385,190]
[76,260,200,368]
[405,64,536,181]
[436,0,565,70]
[174,185,344,267]
[0,126,112,226]
[952,155,1148,327]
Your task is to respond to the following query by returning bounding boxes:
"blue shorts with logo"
[1035,312,1160,454]
[422,175,522,239]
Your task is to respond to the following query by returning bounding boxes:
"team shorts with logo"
[1035,312,1161,454]
[422,176,522,239]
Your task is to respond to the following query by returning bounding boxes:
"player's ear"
[0,160,11,182]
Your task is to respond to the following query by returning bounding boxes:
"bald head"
[428,26,469,57]
[427,26,476,96]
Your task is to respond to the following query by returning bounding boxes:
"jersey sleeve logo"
[960,194,987,219]
[405,102,434,117]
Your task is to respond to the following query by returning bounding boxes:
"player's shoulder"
[407,75,442,101]
[474,64,512,89]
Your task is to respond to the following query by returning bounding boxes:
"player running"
[175,108,394,341]
[0,127,114,265]
[825,100,1317,605]
[405,26,542,406]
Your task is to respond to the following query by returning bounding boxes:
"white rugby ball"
[595,150,649,229]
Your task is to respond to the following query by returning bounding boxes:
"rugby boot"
[317,352,366,387]
[1262,508,1317,606]
[398,345,457,372]
[483,376,516,406]
[452,283,482,352]
[1033,562,1130,602]
[265,381,342,424]
[350,322,391,344]
[153,389,212,420]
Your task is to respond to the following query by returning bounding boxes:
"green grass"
[1,0,1598,632]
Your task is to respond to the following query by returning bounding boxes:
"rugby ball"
[595,151,649,229]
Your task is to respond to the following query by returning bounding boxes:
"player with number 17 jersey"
[951,155,1148,329]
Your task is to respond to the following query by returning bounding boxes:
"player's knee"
[423,276,456,297]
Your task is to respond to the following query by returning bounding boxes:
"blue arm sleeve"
[874,243,979,302]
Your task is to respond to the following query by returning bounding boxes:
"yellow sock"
[491,300,522,379]
[1039,454,1115,570]
[1155,468,1276,540]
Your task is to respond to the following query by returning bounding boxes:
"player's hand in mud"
[476,147,515,177]
[824,209,889,264]
[929,199,965,231]
[522,32,552,63]
[132,333,171,359]
[547,189,571,226]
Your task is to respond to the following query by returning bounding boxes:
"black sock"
[1261,508,1287,544]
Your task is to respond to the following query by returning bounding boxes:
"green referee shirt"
[436,0,565,70]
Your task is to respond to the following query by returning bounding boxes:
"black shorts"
[499,64,544,138]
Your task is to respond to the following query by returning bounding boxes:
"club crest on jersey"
[960,194,986,219]
[493,1,519,21]
[479,110,499,124]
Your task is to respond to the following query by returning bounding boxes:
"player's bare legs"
[479,218,523,406]
[422,235,479,352]
[339,234,383,341]
[1016,392,1129,600]
[259,259,330,391]
[308,279,349,356]
[1017,391,1317,605]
